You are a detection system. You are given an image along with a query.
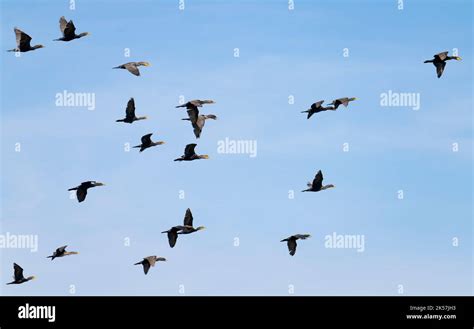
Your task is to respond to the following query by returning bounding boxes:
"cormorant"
[6,263,35,284]
[54,16,89,41]
[116,98,147,123]
[133,133,165,152]
[68,181,105,202]
[7,28,44,52]
[47,246,79,260]
[424,51,462,78]
[281,234,311,256]
[174,144,209,161]
[113,62,150,76]
[302,170,334,192]
[301,100,336,119]
[327,97,356,109]
[134,256,166,275]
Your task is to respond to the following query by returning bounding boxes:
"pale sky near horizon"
[0,0,472,296]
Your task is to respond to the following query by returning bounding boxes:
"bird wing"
[168,230,178,248]
[187,107,199,124]
[435,52,449,61]
[13,263,25,281]
[337,98,350,107]
[59,16,68,33]
[141,133,153,145]
[294,234,311,240]
[183,208,194,226]
[77,187,87,202]
[184,144,197,157]
[312,170,323,190]
[15,28,32,49]
[125,64,140,76]
[204,114,217,120]
[311,100,324,109]
[142,259,151,274]
[287,239,297,256]
[57,245,67,253]
[63,19,76,39]
[193,117,205,138]
[435,61,446,78]
[126,98,136,119]
[189,100,204,107]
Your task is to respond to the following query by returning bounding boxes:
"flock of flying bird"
[5,15,463,283]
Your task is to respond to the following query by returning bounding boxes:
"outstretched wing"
[168,230,178,248]
[141,133,153,145]
[13,263,25,281]
[183,208,194,226]
[59,16,68,33]
[287,239,297,256]
[125,64,140,76]
[77,187,87,202]
[187,107,199,124]
[14,28,32,49]
[184,144,197,157]
[142,259,151,274]
[63,19,76,39]
[435,61,446,78]
[311,170,323,190]
[294,234,311,240]
[56,245,67,253]
[125,98,136,119]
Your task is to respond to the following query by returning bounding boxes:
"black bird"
[181,107,217,138]
[281,234,311,256]
[134,256,166,275]
[302,170,335,192]
[6,263,35,285]
[161,208,205,248]
[133,133,165,152]
[113,62,150,76]
[174,144,209,161]
[116,98,147,123]
[68,181,105,202]
[327,97,356,109]
[7,28,44,52]
[161,226,181,248]
[301,100,336,119]
[47,245,79,261]
[54,16,89,41]
[179,208,206,234]
[424,51,462,78]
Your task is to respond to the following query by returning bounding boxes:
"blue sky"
[0,0,472,295]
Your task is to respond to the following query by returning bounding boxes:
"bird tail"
[134,262,141,265]
[7,49,17,52]
[47,255,55,261]
[161,230,169,234]
[174,158,182,161]
[116,119,124,122]
[133,145,141,148]
[424,60,433,63]
[68,187,77,191]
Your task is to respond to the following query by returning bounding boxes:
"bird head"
[455,56,462,61]
[200,155,209,159]
[349,97,357,101]
[196,226,206,231]
[27,276,36,281]
[94,182,105,187]
[34,45,45,49]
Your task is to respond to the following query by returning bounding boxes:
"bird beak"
[456,57,462,61]
[202,155,209,159]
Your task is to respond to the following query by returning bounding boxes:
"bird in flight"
[181,105,217,138]
[161,208,205,248]
[47,245,79,261]
[54,16,89,42]
[281,234,311,256]
[327,97,357,109]
[174,144,209,161]
[6,263,35,285]
[134,256,166,275]
[7,28,44,52]
[424,51,462,78]
[133,133,165,152]
[302,170,335,192]
[301,100,336,119]
[68,181,105,202]
[116,98,147,124]
[113,62,150,76]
